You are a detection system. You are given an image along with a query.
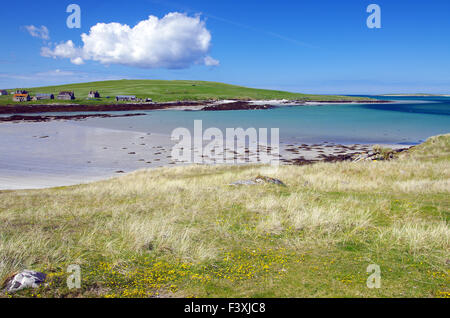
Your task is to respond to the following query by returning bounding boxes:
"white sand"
[0,121,410,190]
[0,121,177,190]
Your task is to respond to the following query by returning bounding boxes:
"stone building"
[33,93,54,101]
[57,91,75,100]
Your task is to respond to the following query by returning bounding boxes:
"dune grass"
[0,135,449,298]
[0,79,373,106]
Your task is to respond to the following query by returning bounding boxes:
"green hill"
[0,79,373,105]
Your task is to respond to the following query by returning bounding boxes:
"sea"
[74,95,450,145]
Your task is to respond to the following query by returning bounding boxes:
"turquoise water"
[75,96,450,145]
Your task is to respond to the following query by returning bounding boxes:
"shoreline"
[0,99,391,115]
[0,113,147,123]
[0,142,413,191]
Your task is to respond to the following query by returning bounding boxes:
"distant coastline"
[0,79,379,108]
[380,94,450,97]
[0,99,391,116]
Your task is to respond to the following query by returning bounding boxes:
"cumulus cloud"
[24,25,50,40]
[41,40,84,65]
[41,12,219,69]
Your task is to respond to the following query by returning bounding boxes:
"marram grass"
[0,134,449,298]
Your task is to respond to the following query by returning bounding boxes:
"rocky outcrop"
[202,102,276,111]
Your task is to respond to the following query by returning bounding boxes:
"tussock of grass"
[0,134,449,298]
[388,220,449,254]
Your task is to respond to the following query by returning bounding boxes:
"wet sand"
[0,113,146,123]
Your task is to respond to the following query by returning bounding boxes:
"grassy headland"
[0,134,448,298]
[0,80,375,106]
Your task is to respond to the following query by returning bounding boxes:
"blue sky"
[1,0,449,94]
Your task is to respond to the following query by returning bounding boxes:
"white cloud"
[41,12,219,69]
[204,56,220,66]
[24,25,50,40]
[41,40,84,65]
[35,69,76,77]
[70,57,85,65]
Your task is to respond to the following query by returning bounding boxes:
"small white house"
[88,91,100,98]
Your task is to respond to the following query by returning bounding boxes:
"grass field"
[0,80,374,106]
[0,135,448,298]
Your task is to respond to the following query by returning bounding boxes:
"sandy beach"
[0,118,410,190]
[0,121,178,190]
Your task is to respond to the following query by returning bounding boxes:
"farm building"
[15,90,28,94]
[0,90,8,96]
[57,91,75,100]
[116,95,136,102]
[88,91,100,98]
[13,94,31,102]
[33,93,54,101]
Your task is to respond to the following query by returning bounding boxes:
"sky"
[1,0,449,94]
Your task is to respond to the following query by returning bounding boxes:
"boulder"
[5,270,46,293]
[230,179,258,186]
[230,175,286,187]
[254,176,286,186]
